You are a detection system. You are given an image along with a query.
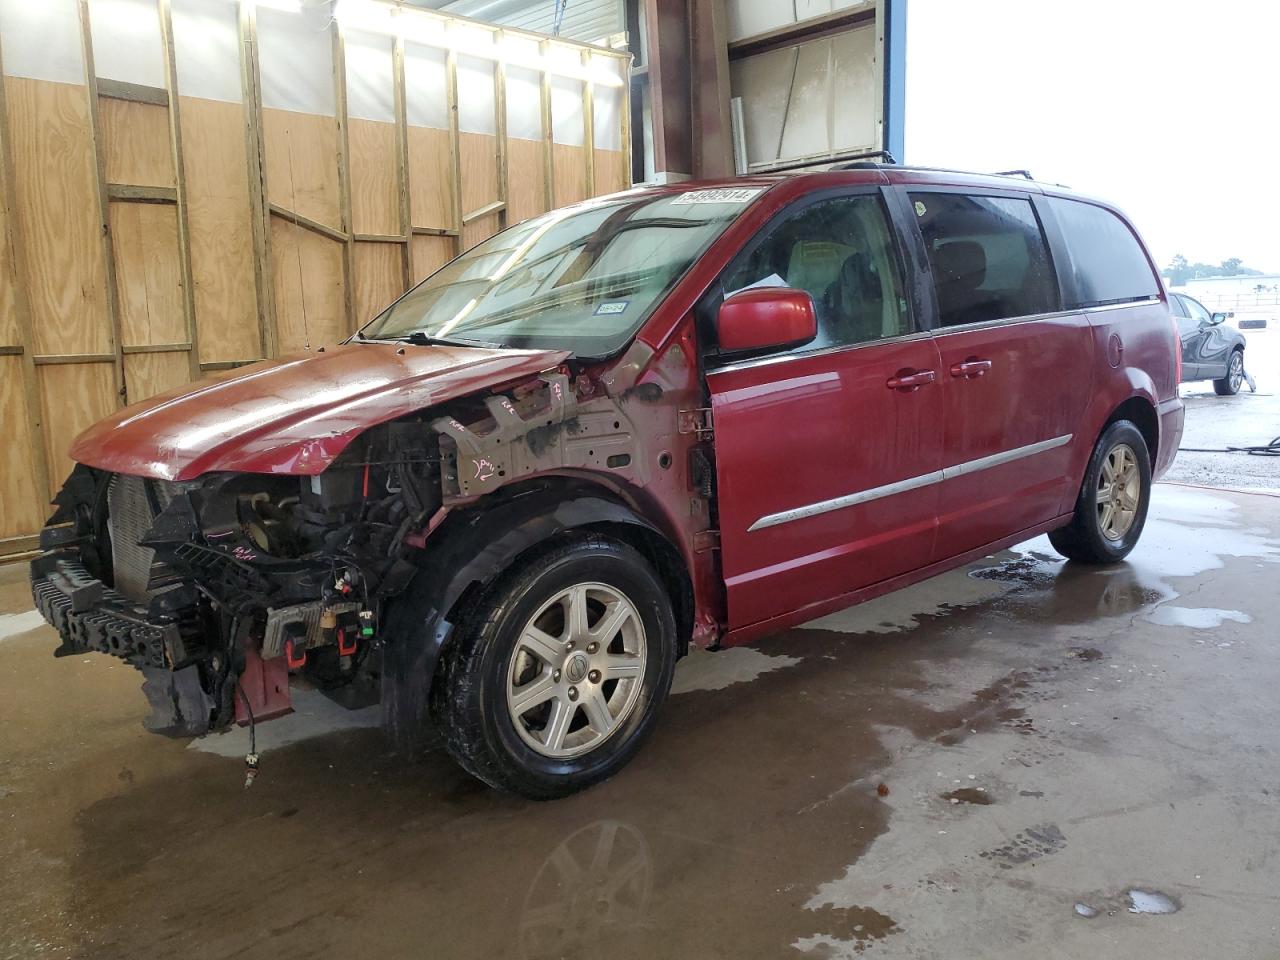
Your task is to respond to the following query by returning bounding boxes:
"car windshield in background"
[359,187,763,358]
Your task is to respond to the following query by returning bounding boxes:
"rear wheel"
[1049,419,1152,564]
[1213,348,1244,396]
[432,535,676,799]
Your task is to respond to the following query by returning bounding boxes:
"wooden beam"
[199,358,262,371]
[493,29,509,230]
[106,183,178,203]
[462,200,505,225]
[122,342,192,355]
[411,225,460,238]
[621,52,634,188]
[96,77,169,106]
[269,202,348,243]
[354,233,409,244]
[33,353,118,366]
[331,19,356,332]
[726,4,876,61]
[238,0,278,359]
[539,39,555,211]
[0,32,52,504]
[0,345,24,356]
[581,49,596,196]
[391,33,414,287]
[445,47,464,255]
[78,0,127,408]
[158,0,202,380]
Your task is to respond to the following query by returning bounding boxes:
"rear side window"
[909,193,1058,327]
[1046,197,1160,307]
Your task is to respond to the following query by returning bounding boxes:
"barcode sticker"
[671,187,763,205]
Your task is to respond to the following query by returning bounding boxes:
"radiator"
[108,474,159,602]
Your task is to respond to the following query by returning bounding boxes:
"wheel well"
[437,482,694,659]
[1104,397,1159,462]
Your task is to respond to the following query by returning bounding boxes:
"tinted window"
[1183,295,1212,325]
[722,195,909,350]
[909,193,1058,327]
[1170,294,1190,318]
[1047,197,1160,308]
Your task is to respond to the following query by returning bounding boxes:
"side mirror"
[718,287,817,353]
[1210,311,1233,324]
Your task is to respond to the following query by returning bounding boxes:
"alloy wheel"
[1096,442,1141,541]
[506,583,647,759]
[1229,352,1244,392]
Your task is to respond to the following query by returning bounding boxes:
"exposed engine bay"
[30,370,663,740]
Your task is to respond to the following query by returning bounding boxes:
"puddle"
[941,787,992,805]
[1074,902,1099,919]
[670,646,800,694]
[1145,606,1252,629]
[0,611,47,642]
[1127,889,1180,915]
[793,905,899,957]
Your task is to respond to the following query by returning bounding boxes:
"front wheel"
[1049,419,1152,564]
[431,535,676,799]
[1213,348,1244,396]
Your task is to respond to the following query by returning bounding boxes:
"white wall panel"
[456,53,495,134]
[345,27,395,122]
[0,0,83,83]
[89,0,166,87]
[550,75,583,146]
[505,64,542,141]
[404,41,448,129]
[257,6,334,115]
[171,0,241,103]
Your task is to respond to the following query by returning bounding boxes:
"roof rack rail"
[831,150,898,170]
[992,169,1034,179]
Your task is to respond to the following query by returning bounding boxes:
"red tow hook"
[337,627,357,657]
[285,636,308,669]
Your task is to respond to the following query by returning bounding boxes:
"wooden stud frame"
[445,46,464,256]
[392,33,414,286]
[78,0,128,407]
[332,19,357,333]
[0,32,53,504]
[238,0,278,360]
[581,49,596,197]
[157,0,202,380]
[493,29,509,231]
[539,40,555,211]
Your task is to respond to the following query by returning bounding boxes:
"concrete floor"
[3,375,1280,958]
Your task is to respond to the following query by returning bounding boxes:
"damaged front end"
[30,419,441,737]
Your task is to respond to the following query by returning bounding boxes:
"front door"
[903,190,1094,560]
[704,190,943,630]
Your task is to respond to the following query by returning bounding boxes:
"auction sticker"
[672,187,762,205]
[595,300,630,316]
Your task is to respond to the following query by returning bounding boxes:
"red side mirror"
[718,287,817,353]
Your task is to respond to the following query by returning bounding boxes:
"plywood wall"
[0,0,630,561]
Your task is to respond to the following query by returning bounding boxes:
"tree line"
[1163,254,1268,286]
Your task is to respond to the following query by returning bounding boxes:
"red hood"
[70,343,570,481]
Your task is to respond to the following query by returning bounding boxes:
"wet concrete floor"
[2,483,1279,959]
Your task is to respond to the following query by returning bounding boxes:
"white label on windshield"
[595,300,630,316]
[671,187,762,205]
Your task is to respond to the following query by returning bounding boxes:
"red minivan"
[32,166,1183,797]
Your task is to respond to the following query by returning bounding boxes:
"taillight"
[1171,315,1183,384]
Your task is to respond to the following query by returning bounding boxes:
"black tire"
[1213,348,1244,396]
[1049,419,1152,564]
[431,534,677,799]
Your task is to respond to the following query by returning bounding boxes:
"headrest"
[934,240,986,289]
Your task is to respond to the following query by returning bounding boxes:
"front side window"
[361,187,759,358]
[1046,197,1160,308]
[909,192,1058,328]
[1182,295,1212,325]
[720,195,910,351]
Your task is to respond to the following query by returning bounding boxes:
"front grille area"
[108,474,159,601]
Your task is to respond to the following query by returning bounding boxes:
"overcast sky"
[905,0,1279,274]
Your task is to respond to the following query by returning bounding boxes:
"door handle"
[886,369,937,391]
[949,359,993,379]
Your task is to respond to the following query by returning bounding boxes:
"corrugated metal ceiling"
[408,0,624,45]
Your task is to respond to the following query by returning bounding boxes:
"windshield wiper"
[400,330,502,349]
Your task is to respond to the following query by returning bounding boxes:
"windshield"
[359,186,763,358]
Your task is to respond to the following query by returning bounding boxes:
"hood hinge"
[678,407,714,440]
